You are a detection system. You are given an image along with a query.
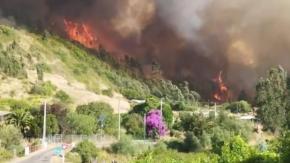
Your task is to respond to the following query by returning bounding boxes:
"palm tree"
[7,109,34,136]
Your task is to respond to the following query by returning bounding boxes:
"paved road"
[16,148,56,163]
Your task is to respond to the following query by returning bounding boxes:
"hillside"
[0,25,137,112]
[0,25,199,113]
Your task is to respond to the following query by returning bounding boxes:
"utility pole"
[144,114,146,140]
[62,150,65,163]
[42,101,47,148]
[160,98,163,118]
[118,99,121,141]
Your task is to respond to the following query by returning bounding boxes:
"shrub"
[244,151,279,163]
[225,101,252,113]
[65,113,96,135]
[166,139,184,151]
[135,149,219,163]
[119,81,150,99]
[154,141,168,152]
[76,102,114,117]
[30,81,56,96]
[122,113,144,138]
[0,147,13,162]
[280,132,290,163]
[211,127,232,155]
[158,103,173,127]
[199,132,212,149]
[183,132,202,152]
[217,112,253,140]
[55,90,71,103]
[0,125,23,149]
[74,140,98,163]
[220,135,253,163]
[146,110,167,139]
[0,47,27,78]
[172,101,186,111]
[102,89,113,97]
[111,135,136,156]
[172,102,198,111]
[9,144,25,157]
[36,63,50,81]
[7,99,32,111]
[66,152,82,163]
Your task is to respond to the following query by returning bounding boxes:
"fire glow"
[63,19,98,49]
[212,71,230,102]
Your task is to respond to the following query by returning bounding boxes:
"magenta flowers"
[146,109,167,138]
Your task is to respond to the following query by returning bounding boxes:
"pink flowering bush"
[146,109,167,139]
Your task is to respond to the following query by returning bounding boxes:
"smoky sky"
[1,0,290,99]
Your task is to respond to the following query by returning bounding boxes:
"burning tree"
[146,109,167,139]
[212,71,231,103]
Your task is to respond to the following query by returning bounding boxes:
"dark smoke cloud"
[1,0,290,99]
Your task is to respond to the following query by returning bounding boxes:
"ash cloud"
[1,0,290,99]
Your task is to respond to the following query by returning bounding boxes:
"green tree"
[0,125,22,149]
[220,135,252,163]
[65,113,96,135]
[27,114,60,137]
[76,102,116,134]
[74,140,98,163]
[256,66,288,132]
[177,113,212,137]
[7,109,34,137]
[45,103,68,133]
[46,114,60,135]
[122,113,144,138]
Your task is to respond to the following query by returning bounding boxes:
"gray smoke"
[1,0,290,99]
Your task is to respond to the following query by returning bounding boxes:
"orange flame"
[63,19,98,49]
[212,71,230,102]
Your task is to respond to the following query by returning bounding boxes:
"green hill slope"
[0,25,199,112]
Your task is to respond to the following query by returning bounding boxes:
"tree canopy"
[256,66,288,131]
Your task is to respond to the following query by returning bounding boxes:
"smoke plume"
[1,0,290,99]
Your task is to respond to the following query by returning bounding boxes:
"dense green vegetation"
[76,102,117,135]
[0,125,23,161]
[2,25,290,163]
[0,41,27,78]
[256,66,289,132]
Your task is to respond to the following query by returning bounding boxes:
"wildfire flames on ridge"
[63,19,98,49]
